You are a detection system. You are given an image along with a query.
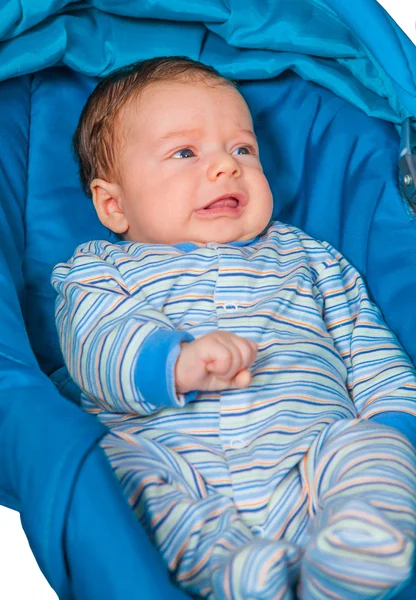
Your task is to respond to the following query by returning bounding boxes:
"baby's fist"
[175,331,257,393]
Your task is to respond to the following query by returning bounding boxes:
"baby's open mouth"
[196,194,247,216]
[204,197,239,210]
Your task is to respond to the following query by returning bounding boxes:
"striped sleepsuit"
[52,222,416,600]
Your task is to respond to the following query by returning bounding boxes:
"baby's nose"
[207,153,241,181]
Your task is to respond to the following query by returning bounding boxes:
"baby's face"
[113,80,273,245]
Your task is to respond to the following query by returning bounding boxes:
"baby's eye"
[172,148,195,159]
[232,146,251,155]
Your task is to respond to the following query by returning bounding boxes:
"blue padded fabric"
[0,75,30,306]
[23,70,108,375]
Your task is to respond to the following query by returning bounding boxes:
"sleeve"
[313,242,416,445]
[51,244,196,416]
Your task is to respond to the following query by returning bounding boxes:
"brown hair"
[73,56,237,197]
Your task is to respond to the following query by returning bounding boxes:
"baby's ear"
[90,179,129,235]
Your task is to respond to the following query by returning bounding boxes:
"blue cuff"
[135,329,197,408]
[369,412,416,448]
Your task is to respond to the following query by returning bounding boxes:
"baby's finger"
[249,340,258,366]
[231,369,252,389]
[235,337,257,369]
[207,339,243,379]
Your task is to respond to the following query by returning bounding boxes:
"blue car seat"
[0,1,415,598]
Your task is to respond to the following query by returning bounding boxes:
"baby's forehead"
[121,79,253,136]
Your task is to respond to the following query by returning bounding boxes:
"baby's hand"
[175,331,257,393]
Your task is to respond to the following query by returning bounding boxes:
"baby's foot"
[299,498,414,600]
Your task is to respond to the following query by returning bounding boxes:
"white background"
[378,0,416,43]
[0,2,415,599]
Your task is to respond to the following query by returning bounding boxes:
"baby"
[52,57,416,600]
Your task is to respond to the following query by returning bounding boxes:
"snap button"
[206,242,218,249]
[251,525,265,538]
[230,439,246,450]
[224,303,238,312]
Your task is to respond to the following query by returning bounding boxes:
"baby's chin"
[190,222,270,246]
[127,221,270,246]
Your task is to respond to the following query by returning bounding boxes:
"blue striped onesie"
[52,222,416,600]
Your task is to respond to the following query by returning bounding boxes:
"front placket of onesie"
[210,242,260,524]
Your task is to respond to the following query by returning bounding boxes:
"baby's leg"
[300,419,416,600]
[101,430,301,600]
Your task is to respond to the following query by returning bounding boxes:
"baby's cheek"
[258,177,273,206]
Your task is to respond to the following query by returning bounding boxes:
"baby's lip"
[198,192,248,211]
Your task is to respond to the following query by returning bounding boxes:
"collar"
[174,235,260,253]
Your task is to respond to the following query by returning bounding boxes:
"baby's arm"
[52,244,256,415]
[52,246,191,415]
[315,243,416,445]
